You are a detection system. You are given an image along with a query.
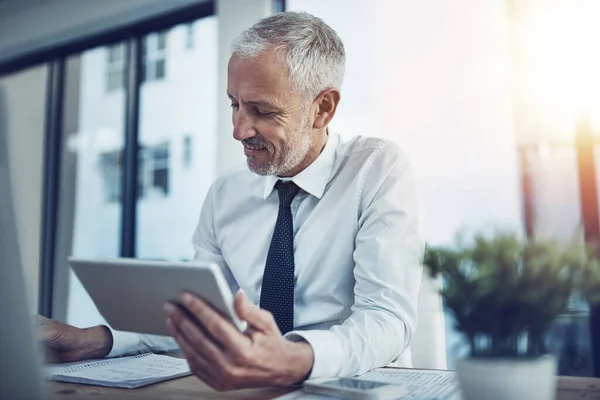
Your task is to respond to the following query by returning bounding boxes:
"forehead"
[227,51,298,104]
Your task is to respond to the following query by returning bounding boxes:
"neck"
[278,128,328,177]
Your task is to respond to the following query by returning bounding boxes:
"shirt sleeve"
[107,330,179,358]
[285,143,424,378]
[108,181,236,357]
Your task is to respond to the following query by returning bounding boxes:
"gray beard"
[246,115,312,176]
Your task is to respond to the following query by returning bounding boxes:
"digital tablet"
[69,258,247,336]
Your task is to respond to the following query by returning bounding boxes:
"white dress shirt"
[108,132,424,379]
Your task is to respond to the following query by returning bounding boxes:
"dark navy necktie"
[260,180,300,334]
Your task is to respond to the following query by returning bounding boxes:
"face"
[227,51,315,176]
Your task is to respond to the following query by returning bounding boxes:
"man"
[40,11,423,390]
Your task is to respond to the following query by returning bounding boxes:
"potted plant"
[424,233,579,400]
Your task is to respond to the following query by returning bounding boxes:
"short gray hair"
[231,11,345,101]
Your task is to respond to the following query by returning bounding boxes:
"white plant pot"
[456,355,556,400]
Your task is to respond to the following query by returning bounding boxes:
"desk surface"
[49,375,290,400]
[49,372,600,400]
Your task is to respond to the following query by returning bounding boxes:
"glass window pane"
[53,44,126,327]
[0,65,49,312]
[522,144,593,376]
[157,31,167,50]
[136,16,218,261]
[155,59,165,79]
[185,23,195,49]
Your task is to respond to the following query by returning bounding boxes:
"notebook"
[44,353,192,389]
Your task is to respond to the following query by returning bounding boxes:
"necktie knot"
[275,180,300,207]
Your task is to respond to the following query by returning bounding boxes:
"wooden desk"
[49,375,291,400]
[49,372,600,400]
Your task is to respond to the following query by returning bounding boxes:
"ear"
[312,88,341,130]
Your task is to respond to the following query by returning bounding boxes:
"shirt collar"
[262,132,339,200]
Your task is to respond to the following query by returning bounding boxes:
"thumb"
[234,289,278,332]
[233,289,252,318]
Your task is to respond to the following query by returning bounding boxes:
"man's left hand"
[163,290,314,391]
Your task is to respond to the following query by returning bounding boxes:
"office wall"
[0,66,47,311]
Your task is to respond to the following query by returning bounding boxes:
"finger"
[166,317,215,371]
[179,292,251,350]
[165,305,232,367]
[166,318,219,385]
[167,317,242,392]
[234,290,279,333]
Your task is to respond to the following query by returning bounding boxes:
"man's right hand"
[37,315,113,363]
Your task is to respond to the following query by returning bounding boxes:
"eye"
[230,103,239,109]
[255,109,277,118]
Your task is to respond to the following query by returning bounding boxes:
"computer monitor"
[0,88,45,398]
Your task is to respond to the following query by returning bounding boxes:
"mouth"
[243,142,268,157]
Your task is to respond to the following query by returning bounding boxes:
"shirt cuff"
[106,328,141,358]
[284,329,344,379]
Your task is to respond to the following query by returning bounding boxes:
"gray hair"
[231,11,345,101]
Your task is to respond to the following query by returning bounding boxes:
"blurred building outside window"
[135,18,217,261]
[142,31,167,83]
[98,150,121,203]
[182,135,193,169]
[105,44,125,92]
[138,142,170,198]
[185,23,195,50]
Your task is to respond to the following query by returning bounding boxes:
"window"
[138,142,170,198]
[99,150,122,203]
[273,0,285,13]
[136,18,217,261]
[106,44,125,92]
[37,6,215,333]
[98,142,170,203]
[183,136,193,168]
[142,31,167,82]
[56,49,127,327]
[185,23,195,49]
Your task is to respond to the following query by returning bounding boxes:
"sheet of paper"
[44,353,191,388]
[360,368,460,399]
[54,354,190,383]
[275,369,461,400]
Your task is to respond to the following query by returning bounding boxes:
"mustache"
[242,137,269,147]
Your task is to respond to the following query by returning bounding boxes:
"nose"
[232,109,256,142]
